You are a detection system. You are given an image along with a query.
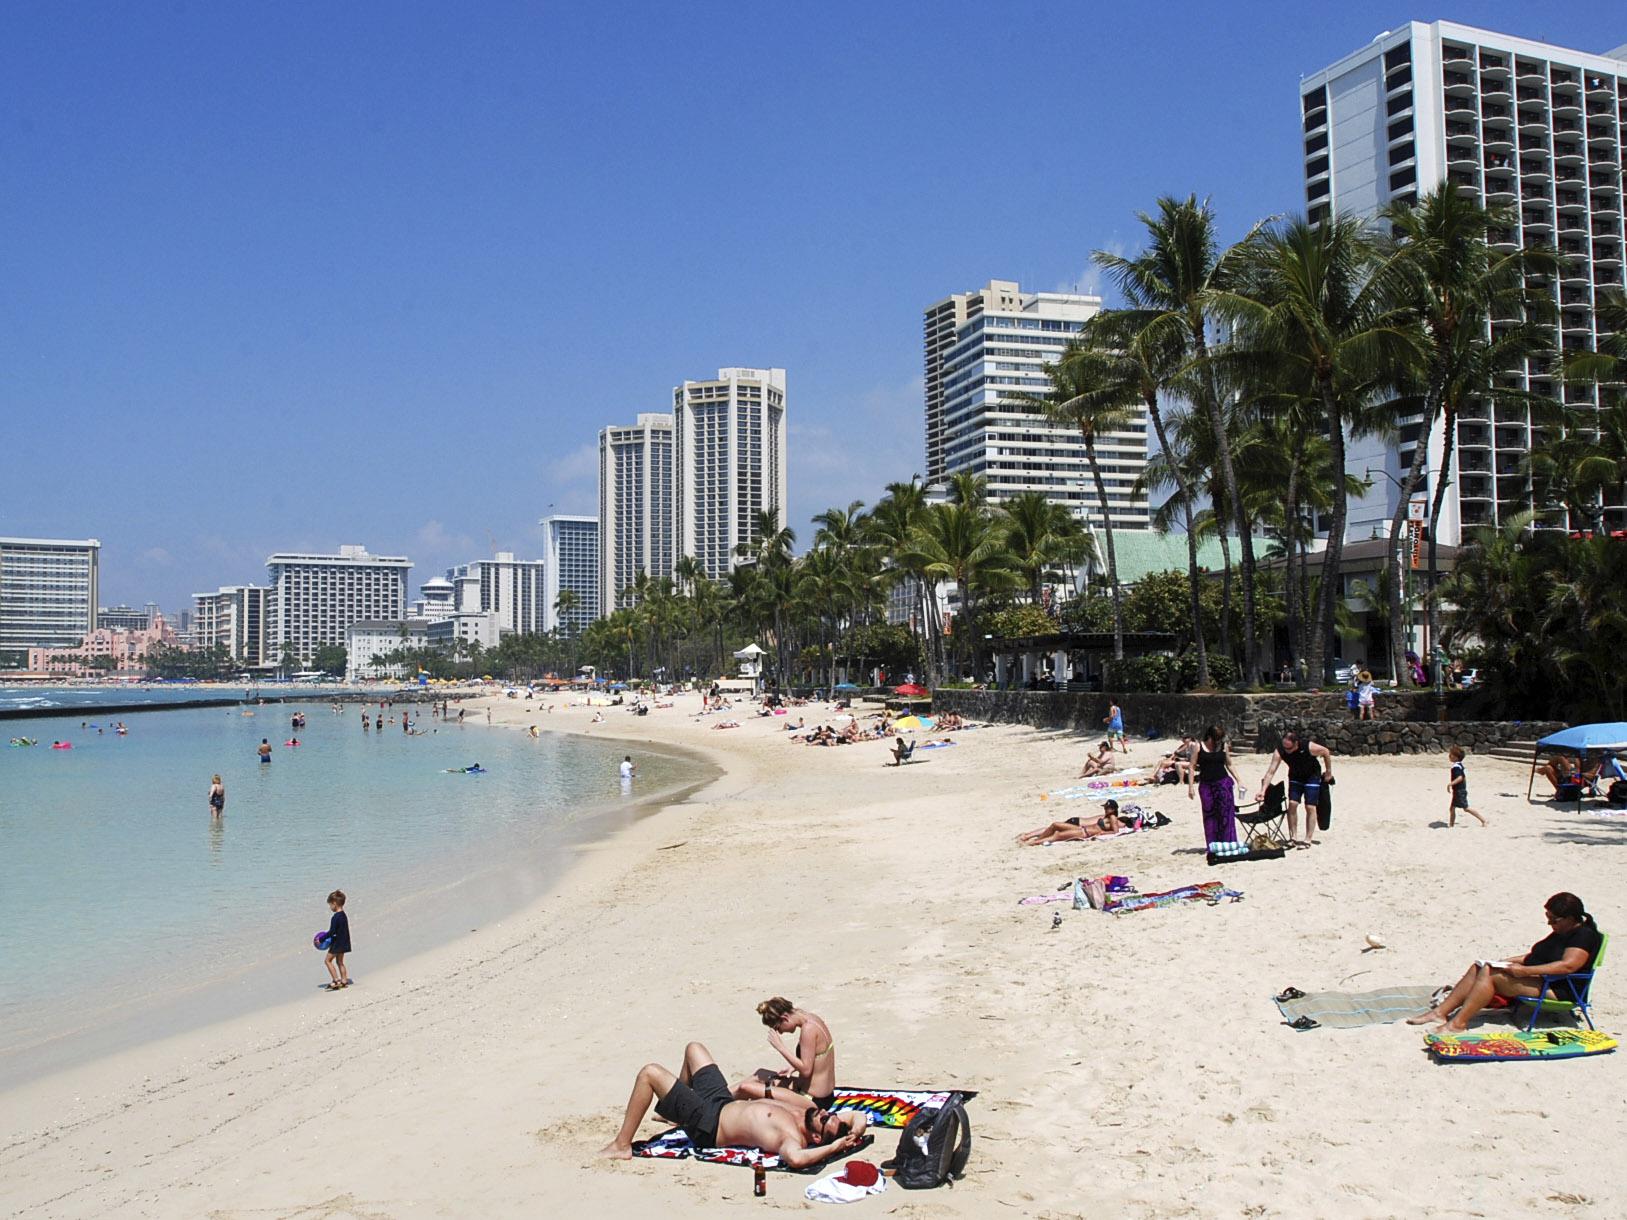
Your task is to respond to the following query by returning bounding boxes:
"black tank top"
[1283,743,1321,782]
[1195,743,1228,783]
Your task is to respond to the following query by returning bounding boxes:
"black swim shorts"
[655,1063,732,1147]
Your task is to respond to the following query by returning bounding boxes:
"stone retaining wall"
[1252,716,1566,756]
[932,688,1558,756]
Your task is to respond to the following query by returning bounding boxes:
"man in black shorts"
[598,1041,867,1167]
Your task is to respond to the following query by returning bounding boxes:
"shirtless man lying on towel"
[598,1041,868,1166]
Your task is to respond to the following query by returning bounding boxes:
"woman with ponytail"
[1408,893,1603,1032]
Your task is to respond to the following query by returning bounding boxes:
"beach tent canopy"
[1536,724,1627,751]
[733,643,767,658]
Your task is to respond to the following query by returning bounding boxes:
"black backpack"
[886,1096,971,1189]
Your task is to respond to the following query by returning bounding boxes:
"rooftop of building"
[1304,20,1627,86]
[0,535,102,548]
[265,545,411,566]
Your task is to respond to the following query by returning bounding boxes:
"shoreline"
[0,710,721,1092]
[3,692,1622,1217]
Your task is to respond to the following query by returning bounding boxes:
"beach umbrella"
[892,683,929,697]
[1527,723,1627,803]
[895,714,936,730]
[833,682,859,691]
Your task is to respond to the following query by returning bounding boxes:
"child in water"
[324,890,352,990]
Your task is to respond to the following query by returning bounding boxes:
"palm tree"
[1094,195,1268,682]
[865,480,934,664]
[735,508,796,686]
[1219,214,1417,685]
[1380,183,1556,683]
[999,490,1087,606]
[552,588,581,637]
[1006,346,1137,661]
[901,500,1016,680]
[1082,309,1213,684]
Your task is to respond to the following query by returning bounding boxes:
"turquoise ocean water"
[0,702,710,1087]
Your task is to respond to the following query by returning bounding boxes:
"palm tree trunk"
[1145,390,1209,685]
[1386,367,1448,686]
[1215,505,1234,658]
[1426,405,1457,673]
[1309,385,1350,685]
[1195,328,1259,684]
[1086,440,1125,662]
[1283,435,1305,681]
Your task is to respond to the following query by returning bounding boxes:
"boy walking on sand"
[324,889,352,990]
[1446,746,1488,827]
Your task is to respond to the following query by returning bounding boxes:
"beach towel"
[831,1087,977,1129]
[631,1129,875,1172]
[1274,985,1440,1030]
[630,1088,970,1170]
[919,741,956,750]
[1105,881,1241,914]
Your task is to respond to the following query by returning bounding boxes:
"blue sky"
[2,2,1620,612]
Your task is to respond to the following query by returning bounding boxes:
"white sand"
[2,691,1622,1218]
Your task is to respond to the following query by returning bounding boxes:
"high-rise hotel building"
[673,368,788,580]
[1302,22,1627,542]
[598,413,676,611]
[266,545,411,664]
[193,584,270,667]
[445,552,547,635]
[0,535,100,655]
[924,281,1150,528]
[540,513,600,635]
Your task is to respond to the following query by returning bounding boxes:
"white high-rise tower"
[672,368,788,580]
[1302,21,1627,541]
[598,413,675,611]
[925,281,1149,528]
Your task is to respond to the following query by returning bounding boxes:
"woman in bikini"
[735,996,839,1111]
[1016,799,1125,845]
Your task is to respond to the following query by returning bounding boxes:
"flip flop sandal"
[1275,987,1307,1003]
[1287,1016,1320,1030]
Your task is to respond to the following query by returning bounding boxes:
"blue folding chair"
[1516,933,1608,1031]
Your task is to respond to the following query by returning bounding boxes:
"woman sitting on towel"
[1407,892,1604,1032]
[1016,799,1125,846]
[1077,741,1118,778]
[735,997,839,1110]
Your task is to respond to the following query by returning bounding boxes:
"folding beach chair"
[1235,782,1290,849]
[1516,933,1608,1031]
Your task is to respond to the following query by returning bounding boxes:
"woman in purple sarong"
[1188,724,1243,844]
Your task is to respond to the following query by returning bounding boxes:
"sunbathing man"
[1077,741,1118,778]
[599,1041,867,1166]
[1017,799,1124,845]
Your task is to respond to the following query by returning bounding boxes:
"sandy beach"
[2,690,1623,1218]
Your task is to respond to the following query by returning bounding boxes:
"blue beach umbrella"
[1527,723,1627,802]
[833,682,859,691]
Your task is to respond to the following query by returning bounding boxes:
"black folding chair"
[1236,782,1290,849]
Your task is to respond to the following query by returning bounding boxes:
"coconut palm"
[999,490,1088,606]
[1093,195,1268,682]
[1005,345,1139,660]
[1081,309,1213,684]
[901,500,1017,680]
[1218,214,1419,685]
[1379,183,1556,683]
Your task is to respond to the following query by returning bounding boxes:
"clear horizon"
[3,2,1620,611]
